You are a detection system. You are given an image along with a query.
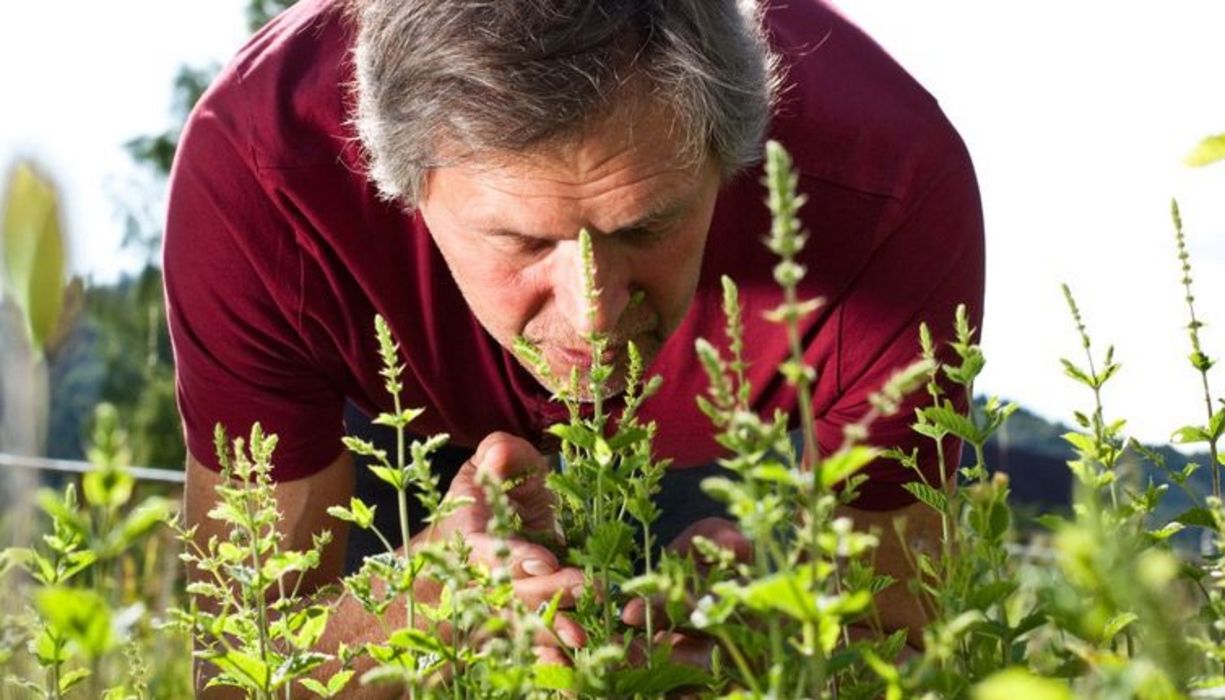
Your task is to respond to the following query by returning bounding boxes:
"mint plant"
[1,404,183,699]
[678,141,932,699]
[18,138,1225,699]
[170,425,338,699]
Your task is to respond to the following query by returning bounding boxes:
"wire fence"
[0,452,185,484]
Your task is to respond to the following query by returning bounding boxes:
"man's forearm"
[837,500,941,649]
[197,569,441,700]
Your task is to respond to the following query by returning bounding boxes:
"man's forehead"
[436,150,709,238]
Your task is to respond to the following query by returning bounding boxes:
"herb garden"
[2,138,1225,699]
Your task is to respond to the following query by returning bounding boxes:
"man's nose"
[554,237,631,338]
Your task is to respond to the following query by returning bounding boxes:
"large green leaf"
[35,587,113,658]
[2,162,67,355]
[1186,133,1225,167]
[973,668,1072,700]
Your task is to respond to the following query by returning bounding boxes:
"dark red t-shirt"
[164,0,984,510]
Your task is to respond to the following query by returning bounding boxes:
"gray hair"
[349,0,779,207]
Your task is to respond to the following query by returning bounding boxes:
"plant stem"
[643,526,654,662]
[244,491,272,697]
[714,629,762,697]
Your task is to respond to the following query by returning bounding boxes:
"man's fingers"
[659,631,715,670]
[623,631,716,671]
[670,517,753,564]
[466,534,561,579]
[469,432,558,534]
[536,611,586,649]
[472,432,549,482]
[532,645,571,667]
[511,566,587,610]
[620,595,667,628]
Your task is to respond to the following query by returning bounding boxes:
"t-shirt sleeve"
[163,94,346,481]
[816,126,986,511]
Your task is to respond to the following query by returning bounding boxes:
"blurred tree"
[47,0,298,469]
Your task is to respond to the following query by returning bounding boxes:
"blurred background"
[1,0,1223,515]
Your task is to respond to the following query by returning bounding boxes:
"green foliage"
[1,403,189,698]
[169,424,337,699]
[14,135,1225,699]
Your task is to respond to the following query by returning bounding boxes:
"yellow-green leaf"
[2,162,67,354]
[1186,133,1225,167]
[973,668,1073,700]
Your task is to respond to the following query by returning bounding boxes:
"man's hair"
[349,0,779,207]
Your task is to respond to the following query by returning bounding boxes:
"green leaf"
[539,589,564,629]
[36,489,87,538]
[115,497,172,548]
[902,482,948,512]
[35,587,112,658]
[208,649,270,688]
[1061,432,1099,456]
[821,446,880,489]
[861,650,901,700]
[367,465,405,491]
[578,521,634,571]
[1147,522,1185,541]
[920,403,981,444]
[1209,406,1225,442]
[1172,425,1210,444]
[612,661,711,696]
[298,678,331,697]
[1186,132,1225,167]
[1059,359,1094,389]
[607,426,650,451]
[1176,507,1216,529]
[386,627,448,657]
[1011,611,1047,638]
[2,162,67,354]
[968,580,1019,611]
[749,462,798,486]
[290,606,330,649]
[737,566,843,624]
[546,423,597,450]
[350,498,375,529]
[58,668,91,694]
[82,467,134,511]
[973,668,1072,700]
[533,663,575,691]
[325,669,355,695]
[1101,612,1138,642]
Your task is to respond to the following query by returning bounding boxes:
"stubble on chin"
[520,329,669,402]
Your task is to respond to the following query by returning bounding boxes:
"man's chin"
[527,363,629,403]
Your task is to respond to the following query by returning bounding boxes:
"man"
[165,0,983,693]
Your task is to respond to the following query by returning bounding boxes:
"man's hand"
[412,432,588,649]
[619,517,751,668]
[618,509,933,667]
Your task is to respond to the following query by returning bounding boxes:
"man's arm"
[185,449,397,699]
[837,501,939,650]
[184,432,588,699]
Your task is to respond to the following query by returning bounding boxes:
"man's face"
[418,105,722,397]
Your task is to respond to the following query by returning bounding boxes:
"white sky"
[2,1,1224,447]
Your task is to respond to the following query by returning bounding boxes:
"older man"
[166,0,983,693]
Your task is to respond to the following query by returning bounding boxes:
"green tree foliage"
[48,0,299,467]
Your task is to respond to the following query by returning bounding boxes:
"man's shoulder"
[194,0,358,171]
[763,0,967,199]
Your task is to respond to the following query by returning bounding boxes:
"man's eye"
[620,225,668,245]
[496,235,553,255]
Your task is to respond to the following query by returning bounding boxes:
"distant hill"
[963,398,1213,531]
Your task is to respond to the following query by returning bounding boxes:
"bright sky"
[2,1,1224,447]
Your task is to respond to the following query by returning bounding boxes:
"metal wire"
[0,452,185,484]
